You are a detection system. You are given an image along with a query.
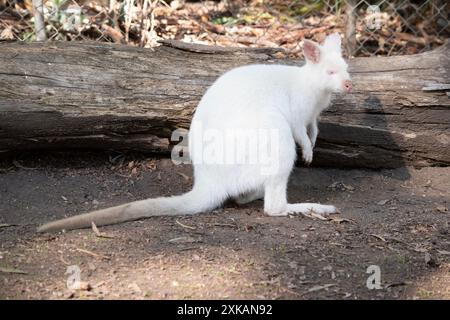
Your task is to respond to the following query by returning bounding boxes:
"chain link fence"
[0,0,448,57]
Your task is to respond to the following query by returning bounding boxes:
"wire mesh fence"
[0,0,448,57]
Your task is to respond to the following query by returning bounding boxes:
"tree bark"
[0,40,448,168]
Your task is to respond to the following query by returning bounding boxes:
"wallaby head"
[302,33,352,94]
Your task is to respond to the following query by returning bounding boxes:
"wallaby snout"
[343,79,352,93]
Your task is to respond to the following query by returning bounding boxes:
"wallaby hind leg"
[263,172,339,218]
[234,188,264,205]
[264,177,289,217]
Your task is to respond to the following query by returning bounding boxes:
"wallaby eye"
[327,70,336,75]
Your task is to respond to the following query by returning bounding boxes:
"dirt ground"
[0,152,449,300]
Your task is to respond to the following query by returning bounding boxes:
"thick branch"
[0,40,449,168]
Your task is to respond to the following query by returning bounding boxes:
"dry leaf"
[328,182,354,191]
[146,160,157,170]
[91,222,101,236]
[91,222,114,239]
[308,212,329,221]
[177,172,191,181]
[73,281,92,291]
[425,252,439,267]
[330,217,354,224]
[435,206,448,213]
[128,282,142,294]
[0,26,14,40]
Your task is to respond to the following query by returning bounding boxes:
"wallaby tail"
[37,187,220,233]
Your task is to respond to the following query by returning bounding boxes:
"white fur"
[37,33,351,232]
[188,33,351,216]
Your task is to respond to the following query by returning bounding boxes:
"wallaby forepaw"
[302,149,313,165]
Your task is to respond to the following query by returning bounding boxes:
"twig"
[168,236,202,243]
[175,219,196,230]
[60,254,70,266]
[177,246,199,252]
[93,281,106,288]
[109,0,121,36]
[76,248,110,260]
[305,283,337,294]
[115,173,131,178]
[297,210,330,221]
[0,267,28,274]
[124,0,133,43]
[12,160,37,170]
[140,0,150,47]
[385,281,411,288]
[368,234,387,242]
[281,287,303,297]
[32,0,47,41]
[0,223,18,229]
[214,223,238,228]
[344,0,356,57]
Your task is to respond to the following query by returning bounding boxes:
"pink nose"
[343,80,352,93]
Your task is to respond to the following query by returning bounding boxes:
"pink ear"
[303,40,320,64]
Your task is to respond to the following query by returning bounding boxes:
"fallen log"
[0,40,449,168]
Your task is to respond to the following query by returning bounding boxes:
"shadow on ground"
[0,153,448,299]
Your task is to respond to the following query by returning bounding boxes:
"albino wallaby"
[37,33,352,233]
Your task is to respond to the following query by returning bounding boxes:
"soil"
[0,152,449,300]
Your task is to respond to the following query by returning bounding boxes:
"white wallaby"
[37,33,352,233]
